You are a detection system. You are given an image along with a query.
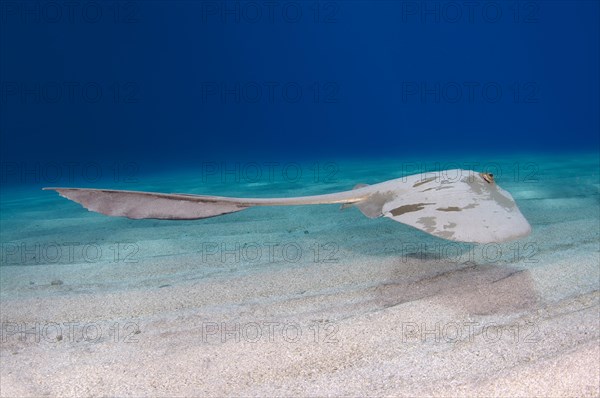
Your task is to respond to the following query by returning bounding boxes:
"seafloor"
[1,153,599,396]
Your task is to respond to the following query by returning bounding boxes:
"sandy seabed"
[1,156,599,396]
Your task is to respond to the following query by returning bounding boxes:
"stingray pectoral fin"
[43,188,251,220]
[379,172,531,243]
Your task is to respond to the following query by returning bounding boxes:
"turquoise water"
[1,152,598,278]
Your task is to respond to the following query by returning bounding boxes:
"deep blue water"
[1,0,598,179]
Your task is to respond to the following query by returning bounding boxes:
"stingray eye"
[480,172,495,184]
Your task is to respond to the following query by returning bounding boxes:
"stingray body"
[44,169,531,244]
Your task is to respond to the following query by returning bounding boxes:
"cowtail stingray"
[44,169,531,244]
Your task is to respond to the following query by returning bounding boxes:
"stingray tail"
[42,187,370,220]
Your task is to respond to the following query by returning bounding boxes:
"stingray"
[43,170,531,244]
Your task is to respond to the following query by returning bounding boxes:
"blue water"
[1,3,599,395]
[2,153,598,267]
[1,1,598,170]
[0,0,598,309]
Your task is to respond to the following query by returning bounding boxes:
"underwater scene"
[1,1,599,396]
